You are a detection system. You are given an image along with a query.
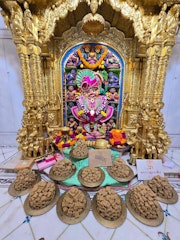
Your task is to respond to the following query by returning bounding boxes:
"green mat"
[60,148,128,188]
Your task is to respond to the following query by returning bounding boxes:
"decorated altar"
[0,0,179,162]
[0,1,180,232]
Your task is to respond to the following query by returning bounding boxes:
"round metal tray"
[56,190,91,224]
[24,185,60,216]
[92,193,127,228]
[48,161,76,181]
[78,167,105,188]
[106,165,134,182]
[125,190,164,226]
[8,172,41,197]
[144,180,179,204]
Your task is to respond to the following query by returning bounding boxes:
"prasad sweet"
[129,184,159,219]
[29,181,56,210]
[96,187,122,221]
[108,158,130,178]
[14,169,39,191]
[61,187,87,218]
[147,175,173,199]
[51,160,76,178]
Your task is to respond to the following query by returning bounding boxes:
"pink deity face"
[110,88,116,93]
[85,86,100,97]
[81,76,100,97]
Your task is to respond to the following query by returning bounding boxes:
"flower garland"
[77,46,108,69]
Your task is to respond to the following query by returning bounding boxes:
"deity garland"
[77,45,108,69]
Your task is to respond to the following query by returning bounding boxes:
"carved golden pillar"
[41,48,56,108]
[28,44,44,105]
[41,55,49,104]
[37,50,45,105]
[123,58,141,130]
[122,58,134,130]
[131,58,141,104]
[153,45,172,103]
[47,58,55,107]
[16,44,33,104]
[143,45,161,103]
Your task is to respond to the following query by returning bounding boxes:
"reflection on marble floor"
[0,147,180,240]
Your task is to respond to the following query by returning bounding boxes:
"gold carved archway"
[0,0,179,161]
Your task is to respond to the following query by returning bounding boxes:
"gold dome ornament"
[82,13,105,35]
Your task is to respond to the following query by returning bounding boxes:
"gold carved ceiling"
[1,0,180,43]
[0,0,179,161]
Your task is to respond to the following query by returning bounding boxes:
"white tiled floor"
[0,147,180,240]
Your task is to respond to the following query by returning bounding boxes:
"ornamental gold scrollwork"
[128,102,171,163]
[86,0,104,14]
[129,114,138,126]
[1,1,180,46]
[37,0,80,44]
[0,0,178,160]
[57,22,129,59]
[23,2,38,42]
[48,113,56,125]
[109,1,180,45]
[11,3,24,41]
[0,9,11,30]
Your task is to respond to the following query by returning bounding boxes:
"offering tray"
[144,180,179,204]
[92,193,127,228]
[24,185,60,216]
[69,150,88,160]
[78,167,105,188]
[125,190,164,226]
[56,190,91,224]
[48,162,76,181]
[8,172,41,197]
[106,165,134,182]
[69,138,89,160]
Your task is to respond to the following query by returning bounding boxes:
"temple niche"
[0,0,180,163]
[64,44,122,132]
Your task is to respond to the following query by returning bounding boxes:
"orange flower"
[77,46,108,69]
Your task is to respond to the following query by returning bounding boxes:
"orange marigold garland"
[77,46,108,69]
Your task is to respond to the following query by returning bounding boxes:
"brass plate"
[144,181,179,204]
[78,167,105,188]
[111,145,131,153]
[56,191,91,224]
[92,193,127,228]
[126,190,164,226]
[23,185,60,216]
[48,163,76,181]
[8,172,41,197]
[106,166,134,182]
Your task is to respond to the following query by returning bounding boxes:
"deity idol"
[71,70,114,138]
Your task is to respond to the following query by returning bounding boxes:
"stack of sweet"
[29,181,56,210]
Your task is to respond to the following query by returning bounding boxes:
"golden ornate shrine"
[0,0,179,162]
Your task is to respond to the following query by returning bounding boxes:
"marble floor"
[0,146,180,240]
